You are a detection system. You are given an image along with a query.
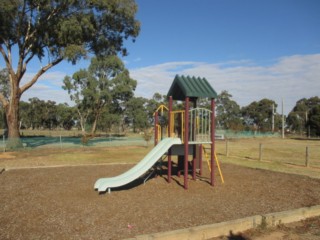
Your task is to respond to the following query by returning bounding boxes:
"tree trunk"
[90,113,100,136]
[91,118,97,136]
[2,111,8,138]
[5,95,22,149]
[77,110,86,134]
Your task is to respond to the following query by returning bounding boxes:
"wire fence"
[215,138,320,169]
[1,131,150,152]
[216,129,280,139]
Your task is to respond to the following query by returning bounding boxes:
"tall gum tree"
[63,56,137,135]
[0,0,140,147]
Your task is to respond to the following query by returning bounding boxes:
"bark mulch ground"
[1,163,320,240]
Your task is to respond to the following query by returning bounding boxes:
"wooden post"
[184,97,189,189]
[192,100,197,180]
[259,143,263,161]
[192,145,196,180]
[305,146,309,167]
[167,96,173,183]
[210,98,215,187]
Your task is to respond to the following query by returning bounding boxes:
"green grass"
[0,145,153,169]
[1,135,319,179]
[213,137,320,178]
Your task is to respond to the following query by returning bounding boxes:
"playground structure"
[155,75,218,189]
[95,75,219,192]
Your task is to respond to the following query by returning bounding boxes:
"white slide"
[94,137,182,193]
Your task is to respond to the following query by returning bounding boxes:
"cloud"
[130,54,320,114]
[130,61,202,98]
[20,53,320,114]
[20,70,72,105]
[133,57,142,62]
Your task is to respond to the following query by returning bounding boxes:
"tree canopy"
[2,91,320,138]
[216,91,242,130]
[287,97,320,136]
[63,56,136,135]
[0,0,140,146]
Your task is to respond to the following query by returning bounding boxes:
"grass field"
[213,137,320,179]
[0,135,319,179]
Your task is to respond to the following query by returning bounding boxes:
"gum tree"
[63,56,136,135]
[216,90,242,130]
[0,0,140,147]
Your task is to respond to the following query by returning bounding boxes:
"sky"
[3,0,320,114]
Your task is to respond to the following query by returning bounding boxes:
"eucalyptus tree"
[56,103,76,131]
[216,90,242,130]
[125,97,149,133]
[241,99,278,132]
[63,56,136,135]
[0,68,9,133]
[0,0,140,147]
[287,97,320,135]
[308,105,320,136]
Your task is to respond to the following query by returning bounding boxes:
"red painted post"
[192,100,197,180]
[210,98,215,186]
[168,96,172,138]
[167,96,173,183]
[184,97,189,189]
[192,145,196,180]
[154,111,158,146]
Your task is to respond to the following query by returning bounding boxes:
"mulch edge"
[125,205,320,240]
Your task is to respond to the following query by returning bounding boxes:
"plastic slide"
[94,137,182,193]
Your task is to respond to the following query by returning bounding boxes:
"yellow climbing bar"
[203,147,224,184]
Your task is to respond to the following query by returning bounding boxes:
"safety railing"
[189,108,212,143]
[169,108,212,144]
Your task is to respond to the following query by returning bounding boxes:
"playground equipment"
[94,137,181,192]
[203,146,224,184]
[94,75,220,193]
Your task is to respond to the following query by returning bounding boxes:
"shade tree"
[0,0,140,147]
[63,56,136,135]
[216,90,242,131]
[287,97,320,136]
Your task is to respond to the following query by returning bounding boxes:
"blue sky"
[3,0,320,114]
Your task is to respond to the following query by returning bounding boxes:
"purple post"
[167,96,173,183]
[210,98,215,186]
[192,145,196,180]
[184,97,189,189]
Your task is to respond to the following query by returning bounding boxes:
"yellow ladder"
[203,147,224,184]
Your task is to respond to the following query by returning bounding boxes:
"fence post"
[305,146,309,167]
[259,143,263,161]
[225,139,229,157]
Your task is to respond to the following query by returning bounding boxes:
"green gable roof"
[167,75,217,101]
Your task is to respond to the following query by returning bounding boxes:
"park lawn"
[214,137,320,179]
[0,137,319,179]
[0,145,153,169]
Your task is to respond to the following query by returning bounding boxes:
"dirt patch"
[0,152,15,159]
[1,163,320,240]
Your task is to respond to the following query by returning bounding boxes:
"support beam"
[199,144,203,176]
[210,98,215,186]
[192,144,196,180]
[192,100,197,180]
[167,96,173,183]
[184,97,189,189]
